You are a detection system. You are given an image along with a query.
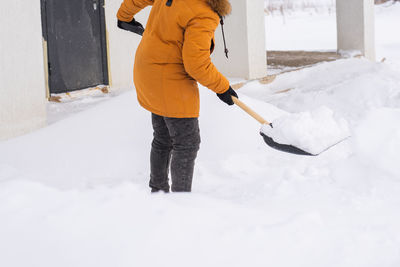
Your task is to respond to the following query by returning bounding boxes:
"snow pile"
[354,108,400,176]
[261,106,350,155]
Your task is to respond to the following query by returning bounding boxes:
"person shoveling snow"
[233,97,350,156]
[117,0,238,193]
[116,0,347,195]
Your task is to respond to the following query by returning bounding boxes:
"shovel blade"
[260,132,316,156]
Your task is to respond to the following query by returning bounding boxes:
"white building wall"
[0,1,47,141]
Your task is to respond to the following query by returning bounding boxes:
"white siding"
[0,1,47,141]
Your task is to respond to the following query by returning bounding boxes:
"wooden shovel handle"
[232,96,270,125]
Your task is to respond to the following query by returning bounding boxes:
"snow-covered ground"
[265,0,335,14]
[1,3,400,267]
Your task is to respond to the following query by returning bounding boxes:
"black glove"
[117,18,144,36]
[217,86,238,106]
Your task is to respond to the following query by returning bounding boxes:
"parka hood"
[207,0,231,17]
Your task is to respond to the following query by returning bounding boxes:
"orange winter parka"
[117,0,231,118]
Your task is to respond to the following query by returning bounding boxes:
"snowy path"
[1,4,400,267]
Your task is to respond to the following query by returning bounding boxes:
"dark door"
[41,0,109,94]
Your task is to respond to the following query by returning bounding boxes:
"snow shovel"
[232,96,321,156]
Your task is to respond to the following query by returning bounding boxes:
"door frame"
[40,0,110,97]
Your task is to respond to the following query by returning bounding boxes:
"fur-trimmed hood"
[207,0,231,17]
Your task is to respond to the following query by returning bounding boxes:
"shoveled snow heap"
[260,106,350,155]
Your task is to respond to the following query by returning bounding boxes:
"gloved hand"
[217,86,238,106]
[117,18,144,36]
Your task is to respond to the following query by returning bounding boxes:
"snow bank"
[2,62,400,266]
[241,58,400,123]
[261,106,350,155]
[354,108,400,176]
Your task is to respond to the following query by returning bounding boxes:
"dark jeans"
[150,113,200,192]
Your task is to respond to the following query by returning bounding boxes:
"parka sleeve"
[117,0,154,22]
[182,16,230,94]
